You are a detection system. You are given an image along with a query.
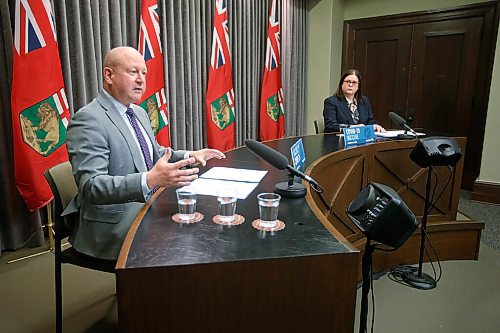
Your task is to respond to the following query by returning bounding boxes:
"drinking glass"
[176,187,197,221]
[257,193,281,228]
[217,189,238,223]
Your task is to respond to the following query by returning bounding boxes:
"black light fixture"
[347,182,418,333]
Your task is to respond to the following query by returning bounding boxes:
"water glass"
[217,189,238,223]
[257,193,281,228]
[176,187,197,221]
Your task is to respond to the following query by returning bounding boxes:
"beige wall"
[478,33,500,183]
[306,0,500,184]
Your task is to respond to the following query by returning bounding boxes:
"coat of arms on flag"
[266,88,284,122]
[20,89,69,157]
[139,88,169,135]
[210,89,235,130]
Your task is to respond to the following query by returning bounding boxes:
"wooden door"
[343,3,499,189]
[408,18,483,188]
[353,25,412,129]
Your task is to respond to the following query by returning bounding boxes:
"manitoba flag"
[259,0,285,141]
[138,0,170,147]
[11,0,70,211]
[206,0,235,151]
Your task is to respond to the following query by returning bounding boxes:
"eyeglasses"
[343,80,359,86]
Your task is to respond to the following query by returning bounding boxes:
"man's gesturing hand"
[146,149,199,189]
[189,148,226,167]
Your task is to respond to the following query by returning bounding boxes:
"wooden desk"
[116,135,360,333]
[116,134,483,332]
[305,135,483,274]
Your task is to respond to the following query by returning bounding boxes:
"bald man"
[65,47,225,260]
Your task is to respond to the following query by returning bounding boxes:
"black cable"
[422,226,443,283]
[427,165,453,216]
[370,253,375,333]
[389,165,452,289]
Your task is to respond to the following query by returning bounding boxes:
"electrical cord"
[389,165,452,289]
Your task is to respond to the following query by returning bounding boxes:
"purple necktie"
[126,107,153,171]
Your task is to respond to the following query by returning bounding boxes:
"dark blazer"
[65,92,186,260]
[323,95,378,133]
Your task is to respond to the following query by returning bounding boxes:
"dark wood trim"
[343,2,499,71]
[342,2,500,190]
[115,187,164,269]
[471,180,500,204]
[344,2,498,30]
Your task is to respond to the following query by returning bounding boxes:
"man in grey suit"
[65,46,225,260]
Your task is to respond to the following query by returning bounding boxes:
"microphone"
[245,139,322,197]
[388,112,418,139]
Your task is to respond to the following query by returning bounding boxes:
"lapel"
[339,98,354,125]
[96,93,147,172]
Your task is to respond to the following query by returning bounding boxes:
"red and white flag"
[11,0,70,211]
[206,0,235,151]
[259,0,285,141]
[138,0,170,147]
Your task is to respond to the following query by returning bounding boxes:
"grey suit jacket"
[65,92,186,260]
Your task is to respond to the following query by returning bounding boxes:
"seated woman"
[323,69,386,133]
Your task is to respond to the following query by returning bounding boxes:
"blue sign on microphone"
[291,138,306,171]
[344,125,376,146]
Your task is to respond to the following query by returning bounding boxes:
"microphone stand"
[274,172,307,198]
[402,166,437,289]
[396,129,416,140]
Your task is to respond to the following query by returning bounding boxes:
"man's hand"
[189,149,226,167]
[146,149,199,189]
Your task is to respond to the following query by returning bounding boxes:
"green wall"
[306,0,500,184]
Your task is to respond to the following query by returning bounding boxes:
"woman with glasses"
[323,69,386,133]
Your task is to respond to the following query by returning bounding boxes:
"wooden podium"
[305,136,483,275]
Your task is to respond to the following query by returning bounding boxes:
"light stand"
[402,166,437,289]
[274,173,307,198]
[359,239,375,333]
[347,182,418,332]
[404,137,463,290]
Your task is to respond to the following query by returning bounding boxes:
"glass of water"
[217,189,238,223]
[257,193,281,228]
[176,187,197,221]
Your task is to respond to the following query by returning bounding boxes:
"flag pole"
[46,201,55,251]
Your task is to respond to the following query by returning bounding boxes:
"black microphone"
[388,112,418,139]
[245,139,322,197]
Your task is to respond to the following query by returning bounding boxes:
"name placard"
[344,125,376,146]
[291,138,306,171]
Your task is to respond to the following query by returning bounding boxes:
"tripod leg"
[359,240,374,333]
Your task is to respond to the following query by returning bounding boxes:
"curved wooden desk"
[116,134,483,332]
[305,135,483,274]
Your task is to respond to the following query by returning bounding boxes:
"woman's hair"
[335,69,363,103]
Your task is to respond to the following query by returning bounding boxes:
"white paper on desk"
[184,178,260,199]
[375,130,426,138]
[200,167,267,183]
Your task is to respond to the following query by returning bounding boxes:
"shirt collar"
[345,96,357,105]
[103,89,131,115]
